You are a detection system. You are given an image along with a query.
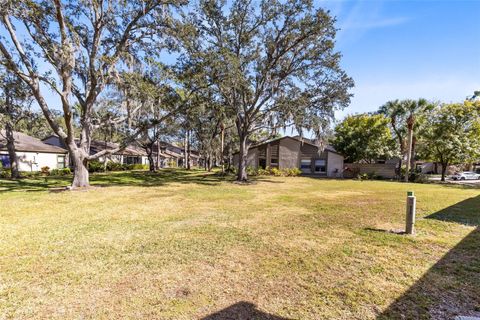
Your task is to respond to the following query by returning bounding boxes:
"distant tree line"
[331,95,480,181]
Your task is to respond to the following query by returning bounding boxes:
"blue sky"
[3,0,479,124]
[319,0,480,118]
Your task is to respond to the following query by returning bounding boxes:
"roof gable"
[234,135,341,155]
[0,131,67,154]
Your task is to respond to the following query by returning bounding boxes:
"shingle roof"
[42,134,147,156]
[152,141,200,159]
[0,131,67,154]
[245,135,340,154]
[88,140,147,156]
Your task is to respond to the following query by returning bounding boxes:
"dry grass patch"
[0,169,479,319]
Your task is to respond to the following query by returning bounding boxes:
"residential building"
[233,136,344,177]
[151,141,202,168]
[0,131,68,171]
[42,135,149,165]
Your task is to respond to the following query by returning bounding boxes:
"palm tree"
[379,100,407,179]
[380,99,431,181]
[403,99,430,182]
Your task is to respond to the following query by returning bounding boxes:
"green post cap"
[407,191,414,196]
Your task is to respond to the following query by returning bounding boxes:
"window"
[270,158,279,167]
[300,159,311,170]
[259,158,267,169]
[314,159,326,173]
[57,155,66,169]
[0,154,11,168]
[123,156,141,165]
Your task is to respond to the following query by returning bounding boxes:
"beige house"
[0,131,68,171]
[152,141,202,168]
[233,136,344,177]
[43,135,149,165]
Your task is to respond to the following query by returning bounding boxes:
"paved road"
[429,177,480,186]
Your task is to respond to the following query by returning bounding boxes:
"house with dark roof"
[233,135,344,177]
[0,131,68,171]
[151,141,202,168]
[42,135,149,165]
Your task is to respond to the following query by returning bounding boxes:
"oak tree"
[0,0,184,187]
[179,0,353,181]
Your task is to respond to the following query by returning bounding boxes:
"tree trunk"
[183,134,188,169]
[148,154,155,172]
[5,122,20,179]
[220,125,225,174]
[237,133,248,182]
[405,121,414,182]
[156,140,160,170]
[227,153,232,171]
[207,154,213,172]
[397,158,403,180]
[410,136,417,175]
[441,162,448,182]
[70,150,89,188]
[146,145,155,172]
[186,130,191,170]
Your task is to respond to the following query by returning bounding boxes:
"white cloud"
[343,16,410,29]
[320,0,410,46]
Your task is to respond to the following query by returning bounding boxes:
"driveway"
[428,176,480,186]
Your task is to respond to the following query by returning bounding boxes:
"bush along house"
[233,136,344,177]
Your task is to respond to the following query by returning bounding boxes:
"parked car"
[451,171,480,180]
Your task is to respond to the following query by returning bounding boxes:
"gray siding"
[247,148,258,168]
[279,137,301,168]
[233,136,344,177]
[344,163,397,179]
[327,152,344,177]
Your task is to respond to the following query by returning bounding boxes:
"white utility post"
[405,191,416,235]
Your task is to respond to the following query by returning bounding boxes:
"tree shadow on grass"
[378,195,480,319]
[201,301,290,320]
[0,169,285,193]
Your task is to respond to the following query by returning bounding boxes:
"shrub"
[410,172,428,183]
[356,172,379,180]
[223,166,237,176]
[105,161,122,171]
[0,168,10,179]
[131,164,148,170]
[21,171,40,178]
[270,167,282,176]
[168,159,177,168]
[246,166,258,176]
[257,167,270,176]
[88,160,105,173]
[284,168,302,177]
[253,167,302,177]
[50,167,72,176]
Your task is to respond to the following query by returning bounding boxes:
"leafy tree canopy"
[417,101,480,180]
[332,113,395,163]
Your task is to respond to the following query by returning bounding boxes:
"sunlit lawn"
[0,169,479,319]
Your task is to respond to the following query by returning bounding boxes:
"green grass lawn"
[0,170,479,319]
